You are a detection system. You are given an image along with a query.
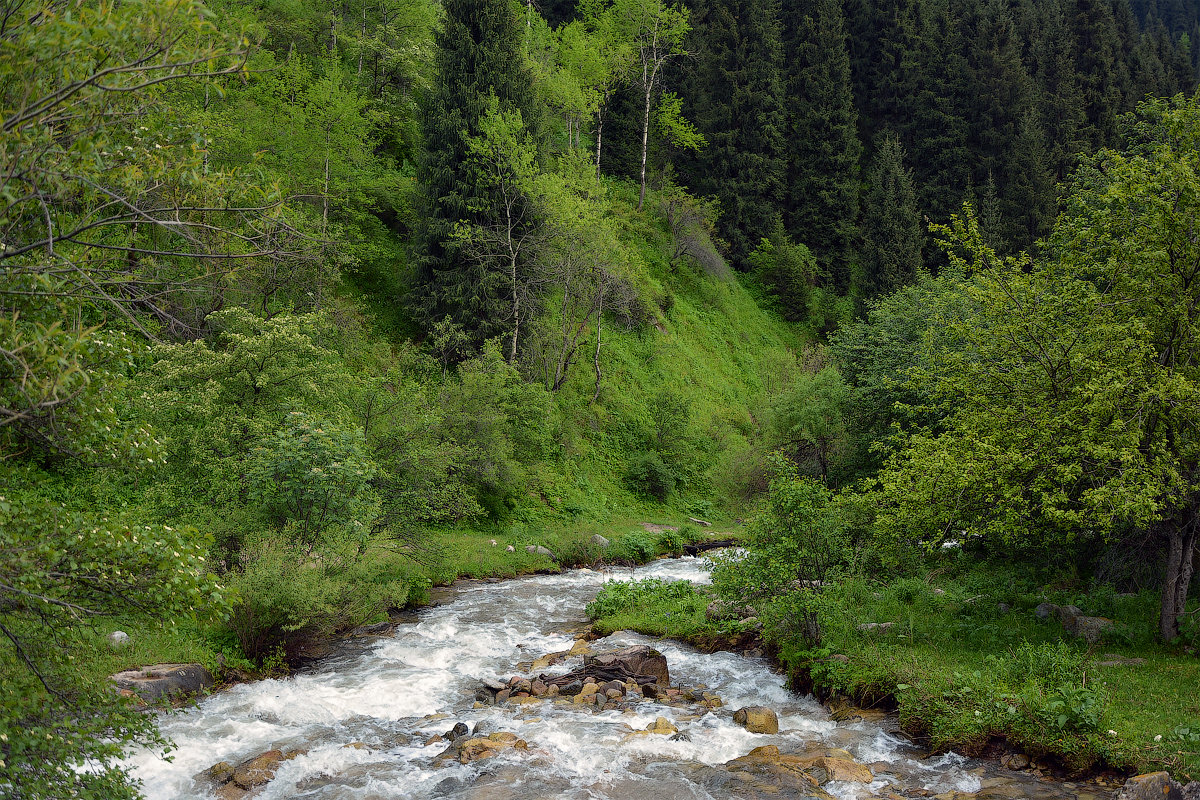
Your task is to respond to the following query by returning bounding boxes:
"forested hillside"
[1,0,1198,795]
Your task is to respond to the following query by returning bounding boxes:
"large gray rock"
[1117,772,1185,800]
[525,545,556,560]
[1035,603,1113,643]
[1066,614,1114,644]
[107,630,130,648]
[590,534,611,547]
[111,663,213,703]
[584,645,670,685]
[1034,602,1057,620]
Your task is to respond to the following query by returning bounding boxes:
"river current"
[125,555,1111,799]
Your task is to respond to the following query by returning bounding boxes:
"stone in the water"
[110,663,213,703]
[584,645,670,685]
[232,749,285,789]
[733,706,779,734]
[1116,772,1186,800]
[646,716,678,735]
[201,761,235,785]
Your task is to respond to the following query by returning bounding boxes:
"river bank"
[583,571,1200,789]
[119,553,1129,800]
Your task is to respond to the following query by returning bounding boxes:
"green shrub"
[247,411,378,546]
[658,528,687,555]
[609,531,659,563]
[625,451,676,499]
[224,533,418,662]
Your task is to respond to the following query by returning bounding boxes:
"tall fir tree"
[903,0,973,228]
[1068,0,1133,147]
[411,0,542,349]
[853,132,923,307]
[780,0,862,288]
[1028,0,1088,182]
[675,0,785,266]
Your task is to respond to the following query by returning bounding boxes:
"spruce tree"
[781,0,862,288]
[411,0,541,348]
[675,0,785,266]
[853,132,922,307]
[904,0,973,228]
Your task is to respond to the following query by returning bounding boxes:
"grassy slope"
[83,183,795,682]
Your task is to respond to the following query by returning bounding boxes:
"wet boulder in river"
[111,663,213,703]
[733,706,779,734]
[584,645,670,685]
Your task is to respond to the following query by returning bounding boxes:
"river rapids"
[124,555,1112,800]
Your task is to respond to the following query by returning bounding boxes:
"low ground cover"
[586,569,1200,781]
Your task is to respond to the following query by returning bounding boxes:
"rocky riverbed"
[123,556,1123,800]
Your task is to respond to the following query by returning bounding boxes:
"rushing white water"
[125,556,1102,800]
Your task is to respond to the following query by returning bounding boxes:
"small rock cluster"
[476,643,725,713]
[201,748,305,800]
[1034,602,1114,644]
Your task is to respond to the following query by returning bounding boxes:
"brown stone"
[584,645,670,685]
[733,706,780,734]
[232,750,285,790]
[647,716,678,735]
[203,761,236,785]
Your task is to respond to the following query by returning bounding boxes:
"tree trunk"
[594,96,607,179]
[592,290,604,403]
[1160,520,1197,642]
[638,84,651,211]
[510,251,520,363]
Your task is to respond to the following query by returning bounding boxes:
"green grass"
[586,578,720,639]
[773,574,1200,780]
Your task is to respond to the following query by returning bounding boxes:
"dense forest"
[1,0,1198,795]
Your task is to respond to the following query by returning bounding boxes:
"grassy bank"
[86,519,735,690]
[585,573,1200,782]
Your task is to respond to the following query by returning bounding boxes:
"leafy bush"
[586,578,712,638]
[608,532,659,563]
[625,451,676,500]
[247,412,378,546]
[224,533,417,661]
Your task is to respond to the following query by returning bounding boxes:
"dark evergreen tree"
[1028,0,1088,181]
[1004,108,1056,249]
[780,0,862,288]
[1068,0,1133,146]
[675,0,785,266]
[853,132,923,307]
[902,0,973,227]
[411,0,541,348]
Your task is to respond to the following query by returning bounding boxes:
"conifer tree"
[411,0,541,349]
[675,0,785,266]
[903,0,973,227]
[781,0,862,288]
[853,133,922,307]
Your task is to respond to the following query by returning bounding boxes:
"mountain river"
[125,555,1114,799]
